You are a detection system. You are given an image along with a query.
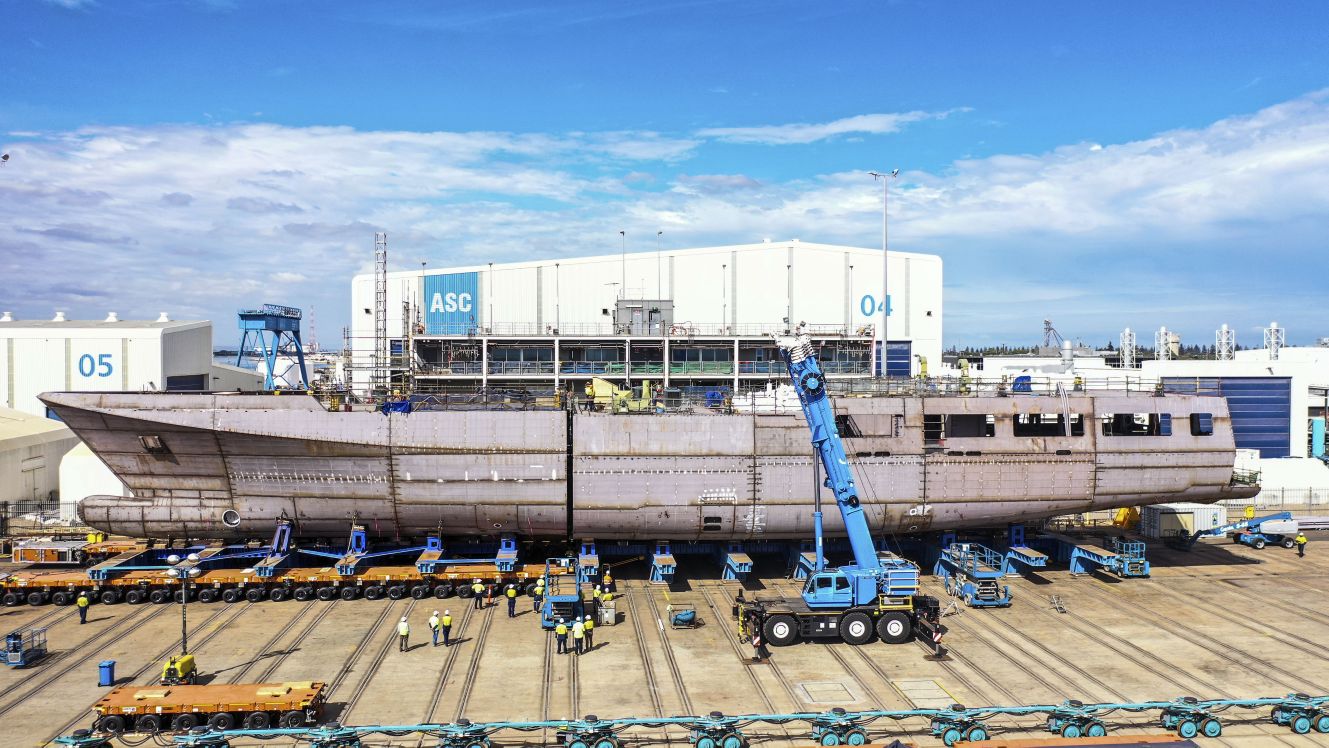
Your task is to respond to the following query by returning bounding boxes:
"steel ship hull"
[40,391,1258,541]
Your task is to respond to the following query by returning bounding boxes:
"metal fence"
[0,500,90,538]
[1220,487,1329,509]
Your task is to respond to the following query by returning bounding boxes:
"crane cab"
[802,571,854,608]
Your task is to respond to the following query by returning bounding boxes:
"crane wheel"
[763,614,798,646]
[838,612,874,645]
[876,612,912,644]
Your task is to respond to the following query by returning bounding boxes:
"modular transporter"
[39,386,1258,542]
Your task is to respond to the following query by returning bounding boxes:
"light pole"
[656,231,663,298]
[868,169,898,376]
[619,230,626,299]
[165,553,202,656]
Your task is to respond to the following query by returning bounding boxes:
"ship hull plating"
[40,392,1258,540]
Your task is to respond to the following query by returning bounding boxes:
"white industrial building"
[0,406,79,506]
[0,312,261,512]
[350,239,943,393]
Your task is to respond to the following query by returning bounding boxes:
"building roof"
[0,319,203,330]
[0,406,74,448]
[358,239,941,282]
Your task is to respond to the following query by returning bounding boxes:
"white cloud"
[3,93,1328,344]
[697,109,969,145]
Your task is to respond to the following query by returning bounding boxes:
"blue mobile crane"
[735,334,943,649]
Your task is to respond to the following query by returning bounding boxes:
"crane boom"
[776,334,881,571]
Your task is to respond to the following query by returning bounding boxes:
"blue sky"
[3,0,1328,348]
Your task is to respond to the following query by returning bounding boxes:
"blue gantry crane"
[237,304,308,390]
[733,334,943,650]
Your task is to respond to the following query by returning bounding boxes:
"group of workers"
[392,572,619,653]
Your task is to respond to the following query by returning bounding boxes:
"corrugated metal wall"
[1163,376,1292,458]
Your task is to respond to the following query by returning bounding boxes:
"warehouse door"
[874,341,912,378]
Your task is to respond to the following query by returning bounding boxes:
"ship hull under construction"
[40,391,1258,541]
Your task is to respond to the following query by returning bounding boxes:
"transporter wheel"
[1200,717,1222,737]
[363,586,385,601]
[718,732,743,748]
[269,587,289,602]
[316,586,338,601]
[838,612,874,645]
[245,587,265,603]
[819,732,841,746]
[97,715,126,734]
[1292,715,1311,734]
[524,582,539,596]
[1086,722,1108,737]
[1177,719,1198,739]
[196,588,219,603]
[172,713,198,731]
[99,590,121,605]
[695,737,717,748]
[386,585,407,600]
[294,586,315,602]
[208,712,236,731]
[1313,714,1329,734]
[244,711,272,729]
[434,584,454,598]
[1060,724,1081,739]
[339,587,359,601]
[173,590,193,603]
[941,727,962,746]
[27,592,50,606]
[843,728,867,746]
[457,585,475,599]
[135,714,161,733]
[148,590,170,604]
[124,589,146,605]
[278,710,305,728]
[762,614,798,646]
[410,584,430,599]
[876,612,912,645]
[1,592,20,607]
[50,591,71,606]
[221,588,242,604]
[593,737,620,748]
[964,725,988,742]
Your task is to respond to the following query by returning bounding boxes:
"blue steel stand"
[650,541,676,584]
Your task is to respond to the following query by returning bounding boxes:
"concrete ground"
[2,535,1326,747]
